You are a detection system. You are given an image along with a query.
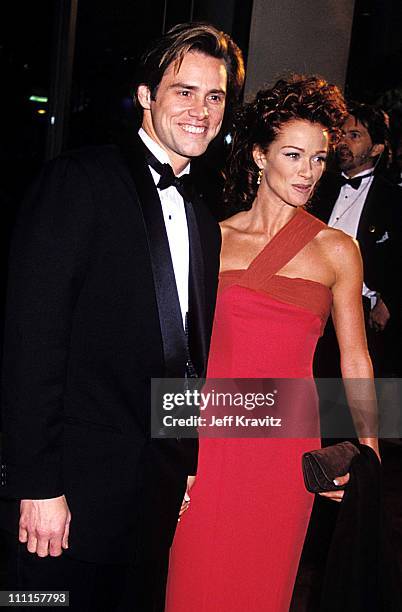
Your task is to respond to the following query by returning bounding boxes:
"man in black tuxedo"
[0,23,244,610]
[312,102,402,377]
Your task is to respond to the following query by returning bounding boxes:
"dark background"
[1,0,402,203]
[0,0,253,203]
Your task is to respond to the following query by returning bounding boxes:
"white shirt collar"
[341,168,374,180]
[138,127,190,177]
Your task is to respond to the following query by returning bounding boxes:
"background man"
[313,101,402,378]
[306,103,402,608]
[0,23,244,611]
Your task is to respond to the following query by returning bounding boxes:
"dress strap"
[241,209,326,289]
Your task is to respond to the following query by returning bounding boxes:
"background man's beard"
[336,145,373,172]
[336,146,353,170]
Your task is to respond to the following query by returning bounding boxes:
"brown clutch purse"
[302,441,360,493]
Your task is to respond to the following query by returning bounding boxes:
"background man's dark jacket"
[0,138,221,563]
[311,172,402,377]
[312,172,402,317]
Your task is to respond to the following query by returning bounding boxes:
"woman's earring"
[257,169,263,185]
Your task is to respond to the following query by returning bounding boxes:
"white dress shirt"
[327,169,377,305]
[138,128,189,327]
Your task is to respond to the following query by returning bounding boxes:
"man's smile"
[179,124,207,134]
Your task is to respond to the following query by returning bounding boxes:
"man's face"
[138,51,227,173]
[336,115,378,177]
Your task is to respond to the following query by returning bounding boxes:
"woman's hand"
[178,475,196,519]
[318,473,350,502]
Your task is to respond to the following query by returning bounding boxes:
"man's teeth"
[181,125,206,134]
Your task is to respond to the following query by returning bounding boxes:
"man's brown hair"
[134,22,245,113]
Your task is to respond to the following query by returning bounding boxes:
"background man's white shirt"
[328,169,377,305]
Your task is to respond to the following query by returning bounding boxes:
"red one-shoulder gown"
[165,209,332,612]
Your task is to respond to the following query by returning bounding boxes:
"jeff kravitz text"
[162,415,282,428]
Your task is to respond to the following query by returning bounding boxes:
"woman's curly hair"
[223,74,347,211]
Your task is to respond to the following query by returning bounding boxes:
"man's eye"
[178,90,191,97]
[208,94,224,103]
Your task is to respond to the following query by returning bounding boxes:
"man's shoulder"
[36,145,123,183]
[312,170,341,203]
[371,174,402,199]
[368,175,402,223]
[40,144,142,193]
[316,170,341,190]
[56,144,123,172]
[310,171,340,220]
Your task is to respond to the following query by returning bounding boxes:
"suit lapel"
[186,191,208,377]
[356,178,378,243]
[120,136,187,377]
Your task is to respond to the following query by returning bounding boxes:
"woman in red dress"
[166,76,380,611]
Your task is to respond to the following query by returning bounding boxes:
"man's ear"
[370,143,384,158]
[136,85,152,111]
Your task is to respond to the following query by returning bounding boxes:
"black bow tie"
[143,145,193,201]
[340,172,373,190]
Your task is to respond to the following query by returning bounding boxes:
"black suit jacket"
[312,172,402,316]
[0,138,221,563]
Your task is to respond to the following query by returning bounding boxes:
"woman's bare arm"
[329,232,379,458]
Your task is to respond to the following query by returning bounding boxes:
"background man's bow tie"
[143,145,193,201]
[340,172,373,190]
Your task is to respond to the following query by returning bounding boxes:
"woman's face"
[253,119,329,207]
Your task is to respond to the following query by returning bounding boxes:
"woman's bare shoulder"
[314,227,362,283]
[315,226,360,259]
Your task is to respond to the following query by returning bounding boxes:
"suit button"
[369,225,376,233]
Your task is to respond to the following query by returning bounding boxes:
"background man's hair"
[133,22,245,113]
[347,100,392,169]
[347,101,390,146]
